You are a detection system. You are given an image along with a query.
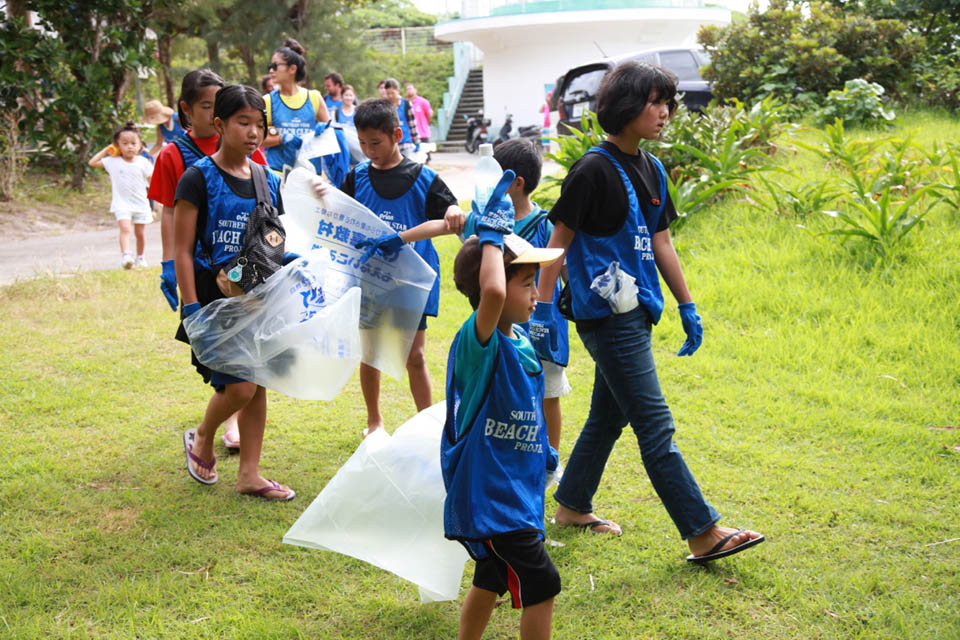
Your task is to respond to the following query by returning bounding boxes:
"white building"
[435,0,731,138]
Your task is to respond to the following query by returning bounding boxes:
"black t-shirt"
[548,141,676,236]
[339,157,458,221]
[175,162,285,224]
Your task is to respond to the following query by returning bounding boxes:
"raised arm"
[88,144,114,169]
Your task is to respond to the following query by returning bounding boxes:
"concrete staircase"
[437,68,484,152]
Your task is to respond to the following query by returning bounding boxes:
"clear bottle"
[473,143,503,211]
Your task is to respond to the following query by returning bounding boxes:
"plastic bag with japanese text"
[283,402,469,603]
[182,254,362,401]
[280,167,437,379]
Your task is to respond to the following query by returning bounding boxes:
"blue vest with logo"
[354,161,440,316]
[441,327,547,560]
[173,134,206,171]
[160,114,186,144]
[565,146,667,323]
[266,88,318,171]
[192,156,280,271]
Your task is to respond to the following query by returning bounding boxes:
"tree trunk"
[157,32,176,106]
[206,38,221,75]
[71,140,90,191]
[238,44,257,87]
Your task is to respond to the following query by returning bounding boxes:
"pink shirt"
[410,95,433,140]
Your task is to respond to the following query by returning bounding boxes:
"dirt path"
[0,152,563,287]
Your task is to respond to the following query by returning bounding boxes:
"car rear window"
[561,66,608,106]
[659,50,702,82]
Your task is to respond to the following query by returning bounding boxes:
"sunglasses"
[267,62,287,71]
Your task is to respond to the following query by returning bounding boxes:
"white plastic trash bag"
[590,261,639,314]
[182,254,362,401]
[281,166,437,379]
[283,402,469,603]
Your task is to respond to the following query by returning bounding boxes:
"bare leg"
[458,586,497,640]
[406,329,432,411]
[189,382,258,481]
[232,385,291,498]
[133,223,146,256]
[360,362,383,434]
[543,397,561,451]
[117,219,132,254]
[222,411,241,447]
[520,598,554,640]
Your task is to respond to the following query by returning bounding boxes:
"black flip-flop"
[686,529,765,565]
[564,519,622,537]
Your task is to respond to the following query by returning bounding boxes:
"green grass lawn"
[2,114,959,639]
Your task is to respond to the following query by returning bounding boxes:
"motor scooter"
[491,113,541,150]
[464,111,491,154]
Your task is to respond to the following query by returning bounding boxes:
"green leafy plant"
[748,172,841,218]
[815,78,896,128]
[544,110,606,179]
[821,183,942,258]
[792,118,887,197]
[667,174,741,235]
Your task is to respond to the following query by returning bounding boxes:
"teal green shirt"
[453,310,541,436]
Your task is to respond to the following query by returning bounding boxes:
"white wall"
[437,8,730,134]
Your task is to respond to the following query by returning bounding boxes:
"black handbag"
[216,163,285,297]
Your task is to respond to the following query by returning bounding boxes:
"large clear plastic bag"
[182,254,362,400]
[283,402,469,603]
[281,167,437,379]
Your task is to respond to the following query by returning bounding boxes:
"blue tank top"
[397,100,414,145]
[160,114,186,143]
[354,161,440,316]
[565,146,667,323]
[441,327,547,560]
[173,134,206,171]
[266,88,318,171]
[192,156,281,271]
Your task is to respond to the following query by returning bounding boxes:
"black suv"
[554,48,712,133]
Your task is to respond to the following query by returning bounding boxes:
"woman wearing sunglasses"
[261,38,330,172]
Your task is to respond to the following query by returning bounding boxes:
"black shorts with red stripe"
[473,531,561,609]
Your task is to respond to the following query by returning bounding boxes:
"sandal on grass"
[686,529,765,565]
[183,429,217,486]
[239,480,295,502]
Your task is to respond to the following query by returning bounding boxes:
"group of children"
[89,56,765,638]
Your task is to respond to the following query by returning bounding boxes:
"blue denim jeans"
[554,306,720,539]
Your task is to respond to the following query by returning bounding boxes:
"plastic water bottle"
[474,143,503,211]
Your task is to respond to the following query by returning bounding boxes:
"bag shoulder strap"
[250,162,270,206]
[518,211,548,242]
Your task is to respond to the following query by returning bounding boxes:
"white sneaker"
[121,253,134,269]
[135,255,147,268]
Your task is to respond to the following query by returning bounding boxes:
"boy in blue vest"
[442,171,564,640]
[463,138,571,487]
[315,98,465,436]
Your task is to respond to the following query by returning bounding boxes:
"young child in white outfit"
[89,121,154,269]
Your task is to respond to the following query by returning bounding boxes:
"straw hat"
[143,100,174,125]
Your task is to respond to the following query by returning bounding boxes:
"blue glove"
[474,169,517,248]
[183,302,202,318]
[528,301,559,361]
[160,260,178,311]
[677,302,703,356]
[355,231,405,264]
[282,251,301,266]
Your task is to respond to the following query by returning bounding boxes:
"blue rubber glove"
[677,302,703,356]
[528,301,559,361]
[474,169,517,249]
[355,231,405,264]
[282,251,301,266]
[160,260,178,311]
[183,302,202,318]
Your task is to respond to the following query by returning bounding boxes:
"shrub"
[913,51,960,111]
[698,0,920,108]
[815,79,896,128]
